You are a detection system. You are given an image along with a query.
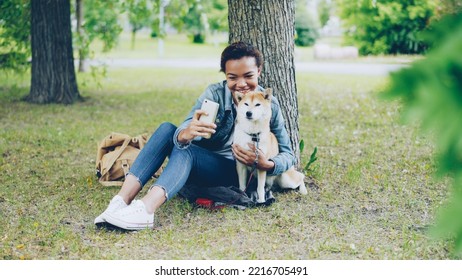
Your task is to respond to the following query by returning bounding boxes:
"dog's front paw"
[298,182,308,195]
[256,191,266,203]
[256,197,266,204]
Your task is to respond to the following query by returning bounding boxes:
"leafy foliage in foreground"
[382,13,462,252]
[299,139,318,173]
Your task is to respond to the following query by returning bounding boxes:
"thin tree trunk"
[76,0,88,72]
[228,0,300,165]
[27,0,80,104]
[131,29,136,50]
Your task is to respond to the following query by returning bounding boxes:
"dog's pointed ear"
[263,88,272,100]
[235,91,245,102]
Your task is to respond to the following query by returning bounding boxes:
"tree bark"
[228,0,300,165]
[27,0,80,104]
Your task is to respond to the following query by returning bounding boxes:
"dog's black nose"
[246,111,253,118]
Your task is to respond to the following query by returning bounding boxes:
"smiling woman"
[219,42,263,100]
[95,41,297,231]
[224,57,261,103]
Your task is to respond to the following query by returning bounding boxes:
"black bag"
[179,180,276,210]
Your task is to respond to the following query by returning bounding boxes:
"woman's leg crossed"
[149,144,237,203]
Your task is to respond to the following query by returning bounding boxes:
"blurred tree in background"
[337,0,436,55]
[295,0,320,47]
[124,0,156,50]
[318,0,332,27]
[182,0,208,43]
[206,0,228,36]
[75,0,124,72]
[162,0,190,35]
[166,0,227,44]
[0,0,228,73]
[81,0,123,53]
[383,11,462,253]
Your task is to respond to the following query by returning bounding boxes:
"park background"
[1,0,462,260]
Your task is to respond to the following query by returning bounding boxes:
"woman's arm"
[173,84,219,148]
[177,110,216,144]
[267,97,296,175]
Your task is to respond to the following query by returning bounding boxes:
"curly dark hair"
[220,41,263,73]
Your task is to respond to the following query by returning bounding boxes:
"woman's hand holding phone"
[178,99,219,143]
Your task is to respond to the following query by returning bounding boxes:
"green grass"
[0,64,456,259]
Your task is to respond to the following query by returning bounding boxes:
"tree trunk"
[131,29,136,50]
[228,0,300,165]
[27,0,80,104]
[76,0,88,72]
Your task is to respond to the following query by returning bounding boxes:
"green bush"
[383,13,462,253]
[191,33,206,44]
[338,0,436,55]
[0,0,30,70]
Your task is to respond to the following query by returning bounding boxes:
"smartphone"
[199,99,219,139]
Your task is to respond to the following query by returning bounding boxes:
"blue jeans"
[128,122,238,200]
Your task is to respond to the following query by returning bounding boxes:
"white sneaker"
[104,200,154,230]
[94,195,128,225]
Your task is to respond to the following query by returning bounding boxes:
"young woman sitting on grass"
[94,41,295,230]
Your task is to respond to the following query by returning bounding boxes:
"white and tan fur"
[233,88,308,203]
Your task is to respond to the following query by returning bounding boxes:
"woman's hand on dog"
[232,143,275,171]
[178,109,217,143]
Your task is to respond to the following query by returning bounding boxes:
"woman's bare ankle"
[141,186,166,214]
[117,174,142,204]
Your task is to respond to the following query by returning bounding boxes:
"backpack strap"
[133,134,147,149]
[121,159,130,177]
[99,137,131,180]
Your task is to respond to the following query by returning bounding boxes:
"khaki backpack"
[95,132,148,186]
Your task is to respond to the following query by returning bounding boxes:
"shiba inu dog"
[233,88,308,203]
